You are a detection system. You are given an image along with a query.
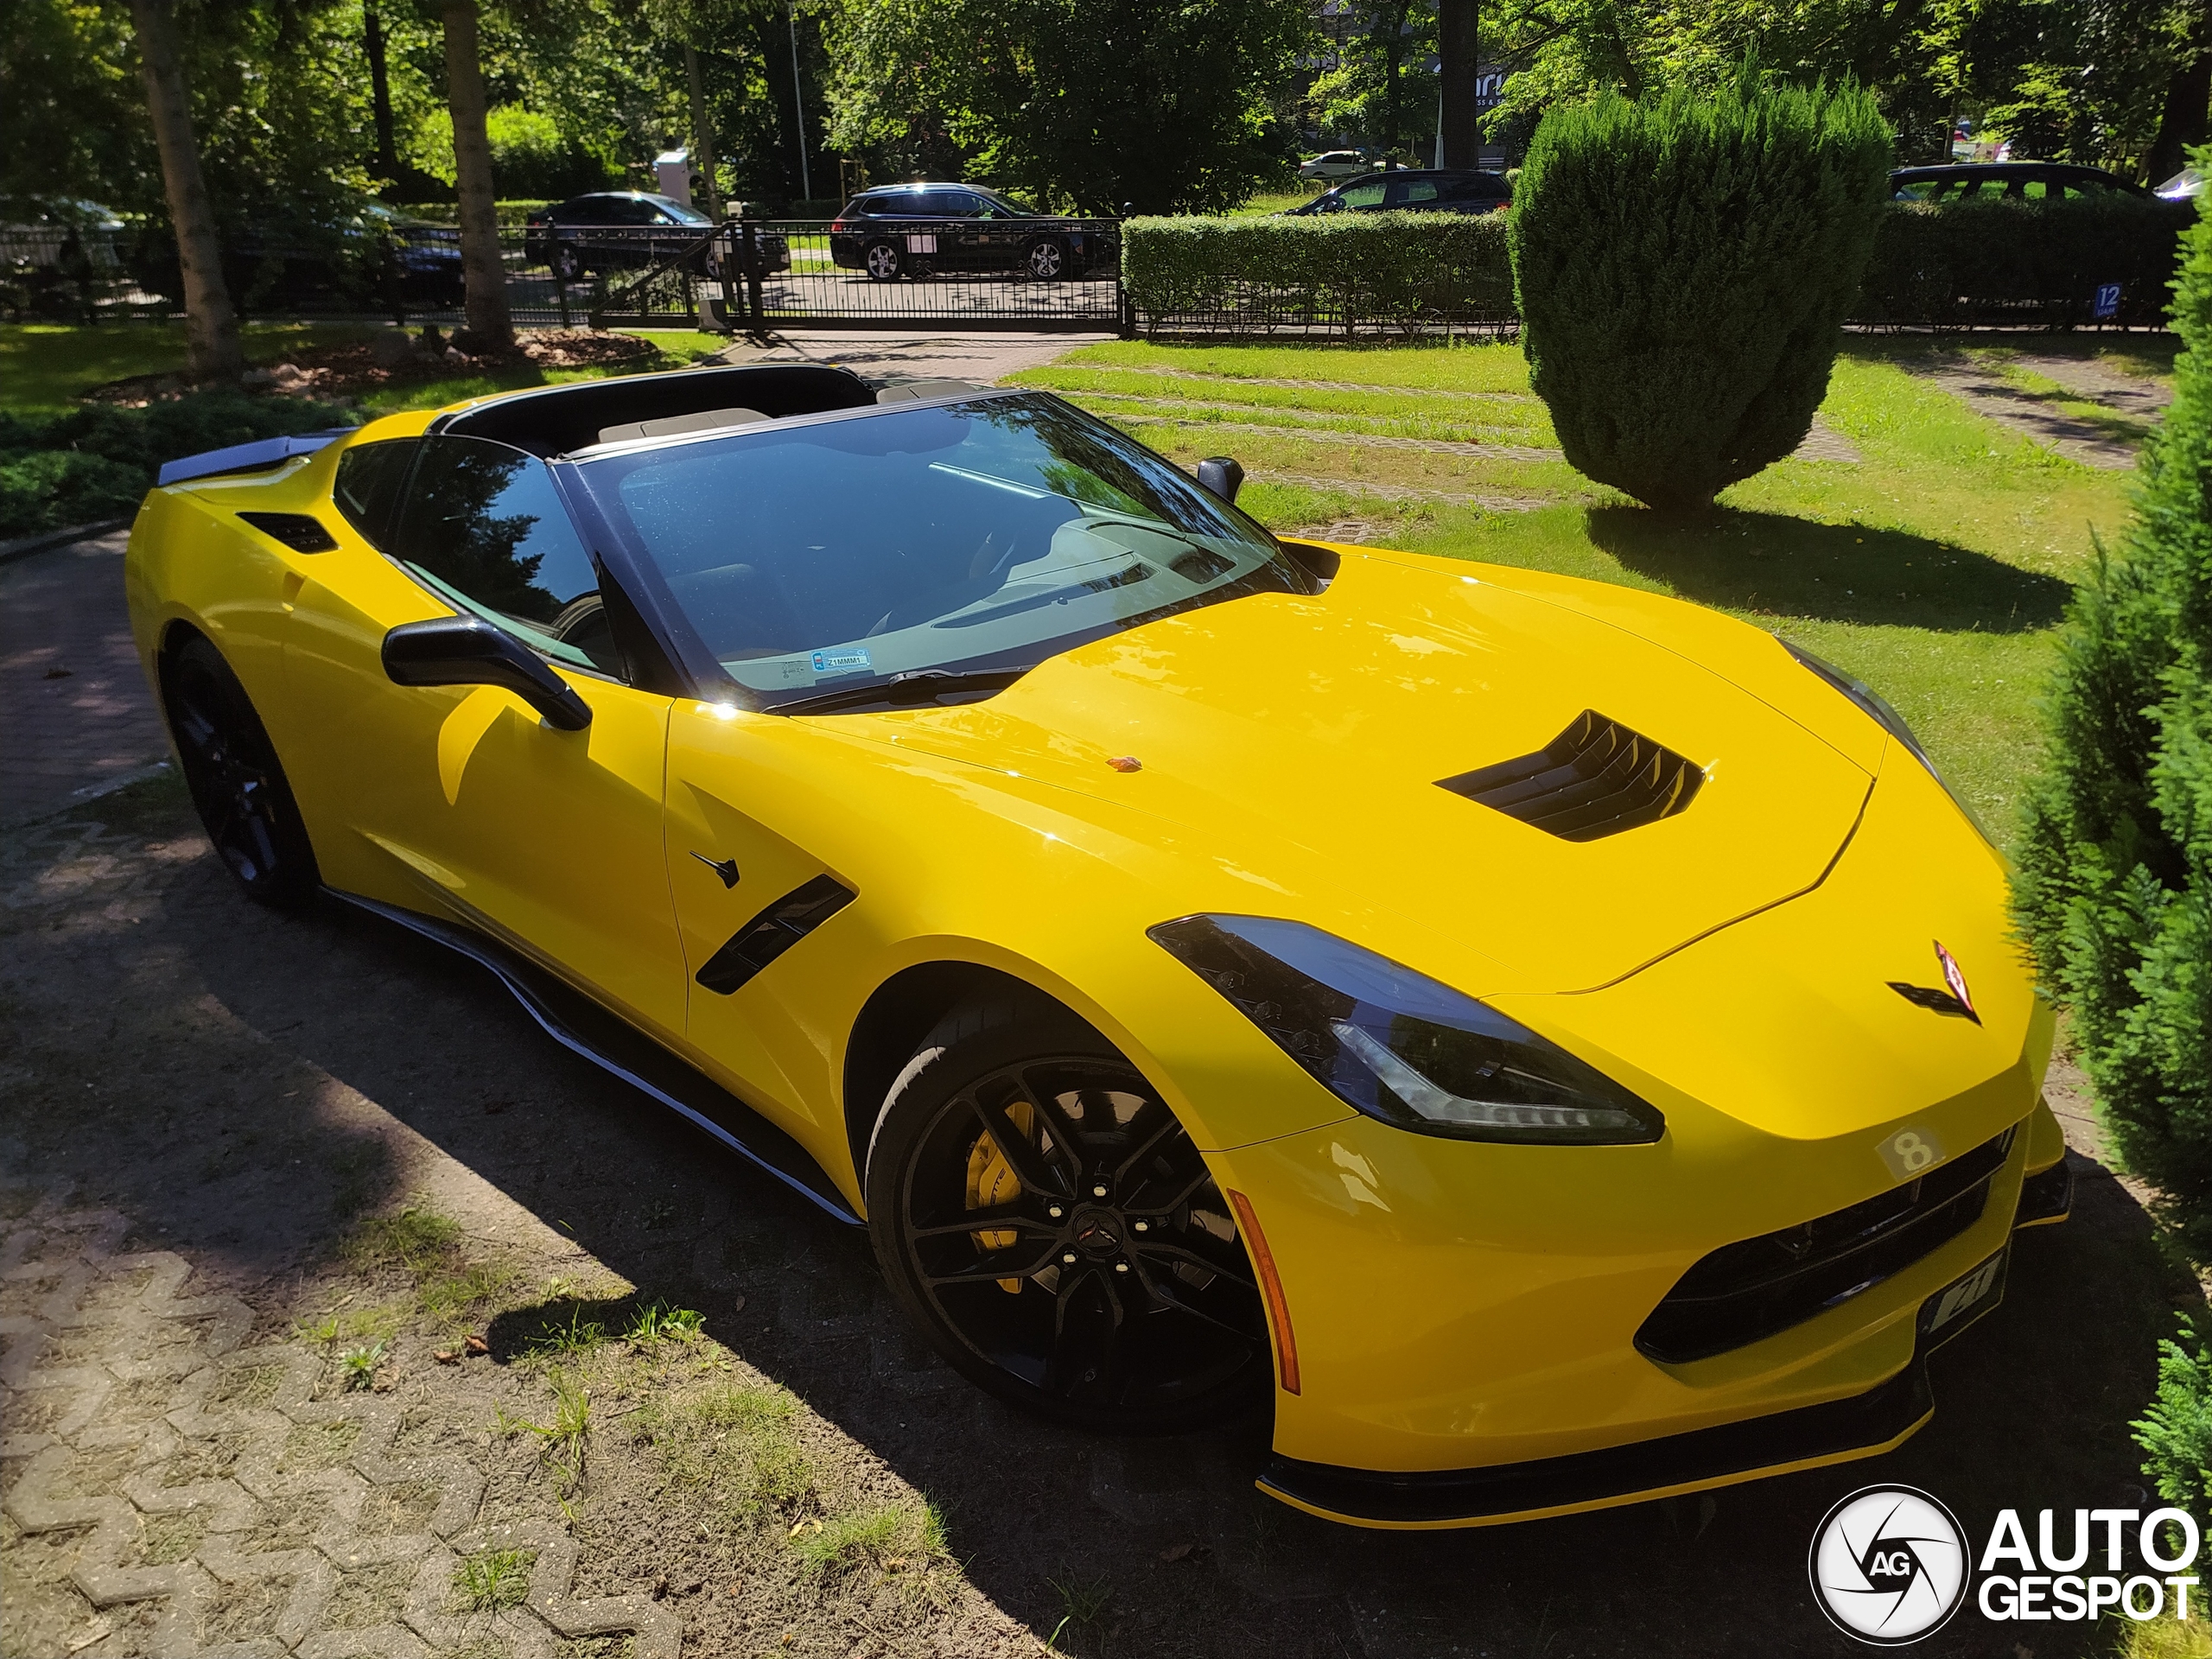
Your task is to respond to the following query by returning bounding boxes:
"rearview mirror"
[382,615,593,731]
[1196,456,1244,504]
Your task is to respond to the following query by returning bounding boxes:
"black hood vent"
[1439,710,1704,842]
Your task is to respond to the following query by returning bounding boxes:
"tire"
[550,244,584,283]
[160,632,320,908]
[865,995,1271,1431]
[863,240,903,282]
[1025,238,1067,282]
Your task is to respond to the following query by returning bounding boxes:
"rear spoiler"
[157,429,356,487]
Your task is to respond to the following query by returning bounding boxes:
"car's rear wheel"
[866,995,1271,1431]
[863,239,903,282]
[550,244,584,283]
[161,632,319,908]
[1025,238,1067,281]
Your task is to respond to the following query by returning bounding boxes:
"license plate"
[906,234,938,253]
[1921,1249,2006,1344]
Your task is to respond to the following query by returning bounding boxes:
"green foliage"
[451,1547,535,1612]
[1861,195,2192,327]
[339,1339,388,1392]
[791,1501,945,1574]
[1508,73,1891,511]
[644,1382,814,1522]
[344,1203,466,1276]
[1122,213,1513,336]
[2015,169,2212,1252]
[826,0,1313,213]
[1303,0,1435,156]
[2133,1319,2212,1513]
[482,108,620,201]
[0,389,352,538]
[622,1302,705,1345]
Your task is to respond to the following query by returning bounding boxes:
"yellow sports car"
[124,364,2069,1529]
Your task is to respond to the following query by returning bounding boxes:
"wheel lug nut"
[1134,1220,1148,1232]
[1048,1206,1064,1218]
[1091,1185,1108,1198]
[1062,1252,1077,1265]
[1114,1262,1129,1273]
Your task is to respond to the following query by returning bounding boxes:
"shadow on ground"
[1586,505,2076,632]
[2,784,2195,1658]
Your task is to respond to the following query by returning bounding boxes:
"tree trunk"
[366,3,400,185]
[685,46,722,218]
[1438,0,1479,169]
[441,0,512,347]
[129,0,240,378]
[2146,38,2212,187]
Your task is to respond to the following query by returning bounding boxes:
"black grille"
[695,875,855,995]
[1437,711,1704,842]
[237,511,339,552]
[1635,1127,2014,1364]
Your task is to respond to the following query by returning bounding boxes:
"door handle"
[690,851,740,888]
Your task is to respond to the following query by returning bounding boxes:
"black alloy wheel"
[161,633,319,907]
[862,239,903,282]
[1025,238,1067,281]
[867,997,1271,1431]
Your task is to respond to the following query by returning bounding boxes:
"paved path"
[1899,352,2170,469]
[713,328,1114,386]
[0,531,169,828]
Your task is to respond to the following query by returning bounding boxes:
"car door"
[287,433,689,1041]
[1385,176,1441,212]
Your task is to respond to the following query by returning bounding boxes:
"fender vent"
[696,874,855,995]
[1438,710,1704,842]
[237,511,340,552]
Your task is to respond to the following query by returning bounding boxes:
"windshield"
[570,393,1311,709]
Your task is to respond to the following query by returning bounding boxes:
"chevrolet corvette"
[124,362,2070,1529]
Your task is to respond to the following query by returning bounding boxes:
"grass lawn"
[1010,338,2142,850]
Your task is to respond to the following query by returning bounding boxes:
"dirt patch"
[82,328,662,409]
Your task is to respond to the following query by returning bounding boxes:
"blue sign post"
[2094,282,2123,321]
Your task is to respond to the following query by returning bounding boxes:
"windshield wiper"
[766,666,1033,716]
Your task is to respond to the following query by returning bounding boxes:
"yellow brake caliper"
[966,1098,1035,1294]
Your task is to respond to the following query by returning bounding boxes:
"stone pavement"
[1898,351,2171,470]
[1,531,169,828]
[711,328,1115,387]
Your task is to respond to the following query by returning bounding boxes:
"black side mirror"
[382,614,593,731]
[1196,456,1244,504]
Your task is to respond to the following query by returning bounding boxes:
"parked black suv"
[1889,162,2147,201]
[1287,170,1511,217]
[524,193,789,283]
[829,184,1116,281]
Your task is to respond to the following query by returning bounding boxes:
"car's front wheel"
[160,632,319,908]
[866,995,1272,1431]
[550,244,584,283]
[1025,238,1067,281]
[862,239,903,282]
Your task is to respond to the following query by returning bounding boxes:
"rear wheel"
[550,244,584,283]
[161,632,319,908]
[1025,238,1067,281]
[866,996,1271,1431]
[863,240,903,282]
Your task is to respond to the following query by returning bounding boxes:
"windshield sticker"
[810,646,873,675]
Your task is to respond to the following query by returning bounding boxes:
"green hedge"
[1121,212,1514,336]
[1860,194,2194,327]
[391,200,556,228]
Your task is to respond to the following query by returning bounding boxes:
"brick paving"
[1,531,169,828]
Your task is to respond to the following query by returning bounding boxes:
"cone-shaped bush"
[1507,74,1891,511]
[2015,174,2212,1252]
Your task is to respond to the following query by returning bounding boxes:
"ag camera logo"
[1809,1486,1970,1644]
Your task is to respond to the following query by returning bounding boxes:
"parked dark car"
[1285,169,1511,217]
[126,200,464,314]
[523,193,787,283]
[829,184,1116,282]
[1889,162,2148,201]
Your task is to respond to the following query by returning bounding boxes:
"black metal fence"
[1,219,1131,335]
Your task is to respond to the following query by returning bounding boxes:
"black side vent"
[1438,710,1704,842]
[696,875,855,995]
[237,511,340,552]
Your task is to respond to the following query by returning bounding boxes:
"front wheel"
[1025,238,1067,282]
[863,240,903,282]
[865,996,1271,1431]
[161,633,320,908]
[550,244,584,283]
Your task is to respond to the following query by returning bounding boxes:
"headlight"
[1147,915,1665,1146]
[1777,638,1993,843]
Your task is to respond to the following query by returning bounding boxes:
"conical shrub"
[2015,163,2212,1250]
[1506,73,1891,511]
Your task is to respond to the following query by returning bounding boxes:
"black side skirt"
[328,890,861,1226]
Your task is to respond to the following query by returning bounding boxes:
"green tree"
[2015,167,2212,1253]
[1506,70,1891,512]
[827,0,1313,214]
[1306,0,1438,158]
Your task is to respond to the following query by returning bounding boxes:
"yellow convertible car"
[124,364,2069,1529]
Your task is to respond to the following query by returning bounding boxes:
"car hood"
[812,549,1876,994]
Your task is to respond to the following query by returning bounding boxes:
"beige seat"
[595,407,768,444]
